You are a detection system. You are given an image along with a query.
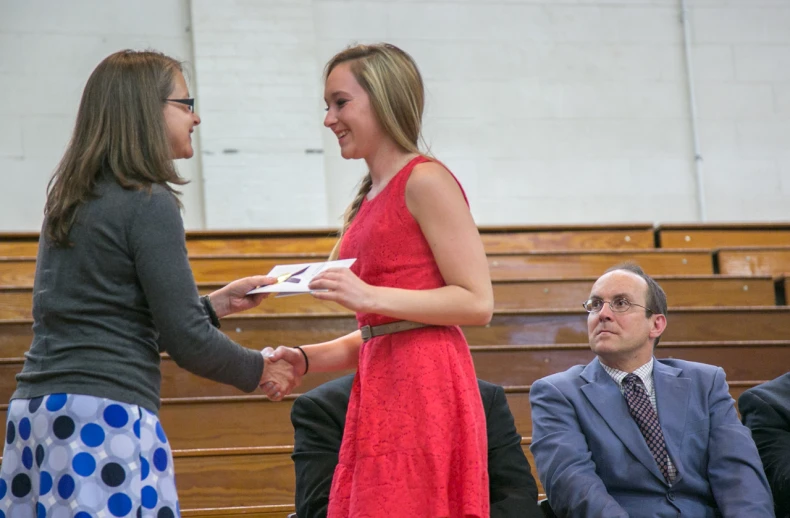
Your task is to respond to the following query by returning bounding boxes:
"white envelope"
[246,258,357,296]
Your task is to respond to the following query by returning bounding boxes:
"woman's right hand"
[308,267,376,313]
[266,346,308,377]
[259,347,302,401]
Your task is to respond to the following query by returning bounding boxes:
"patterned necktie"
[622,373,672,483]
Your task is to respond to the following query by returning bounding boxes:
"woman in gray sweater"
[0,50,300,518]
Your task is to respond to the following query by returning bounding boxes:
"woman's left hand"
[308,267,375,313]
[209,275,277,318]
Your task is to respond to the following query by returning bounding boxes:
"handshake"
[259,346,308,401]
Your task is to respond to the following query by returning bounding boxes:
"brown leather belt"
[359,320,431,342]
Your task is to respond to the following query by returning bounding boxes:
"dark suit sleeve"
[740,389,790,517]
[485,385,543,518]
[291,394,344,518]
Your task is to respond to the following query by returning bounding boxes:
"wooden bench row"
[5,247,790,287]
[4,223,790,256]
[3,308,790,356]
[183,504,295,518]
[2,341,787,403]
[183,504,296,518]
[658,223,790,249]
[0,249,714,286]
[0,275,783,320]
[0,225,659,256]
[170,443,543,509]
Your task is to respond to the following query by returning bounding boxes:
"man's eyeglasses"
[582,297,653,314]
[164,98,194,112]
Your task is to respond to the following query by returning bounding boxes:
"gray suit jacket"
[530,358,774,517]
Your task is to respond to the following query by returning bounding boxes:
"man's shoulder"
[476,378,501,398]
[297,374,355,405]
[655,358,721,379]
[532,364,589,392]
[291,375,355,429]
[740,372,790,406]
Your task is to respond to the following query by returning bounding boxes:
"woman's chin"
[174,147,194,160]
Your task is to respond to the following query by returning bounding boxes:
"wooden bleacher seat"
[3,341,788,404]
[470,341,790,389]
[0,248,714,287]
[478,275,777,309]
[184,225,656,255]
[487,249,712,279]
[181,249,714,282]
[0,258,37,286]
[0,232,38,257]
[0,224,655,259]
[479,224,655,252]
[173,446,296,508]
[658,223,790,249]
[0,275,778,320]
[3,307,790,357]
[183,504,295,517]
[716,246,790,276]
[185,230,338,255]
[172,442,543,509]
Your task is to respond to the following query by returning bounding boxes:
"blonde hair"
[45,50,187,247]
[326,43,426,259]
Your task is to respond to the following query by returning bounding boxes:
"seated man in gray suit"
[530,263,773,517]
[739,373,790,518]
[291,374,543,518]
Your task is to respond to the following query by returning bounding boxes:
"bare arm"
[301,331,362,373]
[309,161,493,326]
[269,331,362,376]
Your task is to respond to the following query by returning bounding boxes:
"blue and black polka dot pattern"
[1,394,180,517]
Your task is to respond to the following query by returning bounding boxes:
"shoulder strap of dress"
[389,155,429,194]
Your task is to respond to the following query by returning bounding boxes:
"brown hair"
[604,262,668,346]
[44,49,187,247]
[326,43,425,259]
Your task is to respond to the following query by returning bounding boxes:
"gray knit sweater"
[13,176,263,413]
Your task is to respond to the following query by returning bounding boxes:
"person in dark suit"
[291,374,543,518]
[529,263,773,517]
[739,373,790,518]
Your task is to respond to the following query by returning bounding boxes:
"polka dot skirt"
[1,394,179,518]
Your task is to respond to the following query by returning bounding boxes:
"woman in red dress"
[270,43,493,517]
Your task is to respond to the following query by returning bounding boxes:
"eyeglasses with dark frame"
[582,297,654,314]
[164,98,195,112]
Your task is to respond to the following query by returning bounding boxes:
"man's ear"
[649,313,667,340]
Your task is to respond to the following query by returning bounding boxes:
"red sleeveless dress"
[329,156,489,518]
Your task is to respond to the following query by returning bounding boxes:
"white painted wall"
[1,0,788,231]
[189,0,328,229]
[690,0,790,221]
[0,0,205,231]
